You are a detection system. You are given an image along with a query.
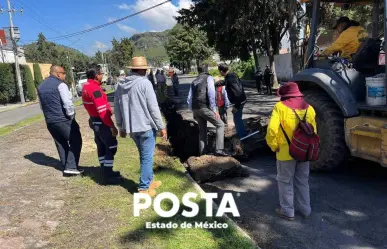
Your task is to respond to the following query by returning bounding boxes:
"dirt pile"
[185,155,249,183]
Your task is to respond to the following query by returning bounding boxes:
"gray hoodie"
[114,73,165,133]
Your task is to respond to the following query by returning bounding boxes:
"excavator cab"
[293,0,387,171]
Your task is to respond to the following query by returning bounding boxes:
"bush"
[242,65,256,80]
[230,57,256,80]
[33,63,43,87]
[0,63,17,104]
[21,65,36,101]
[209,68,220,77]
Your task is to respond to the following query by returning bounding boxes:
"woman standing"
[265,82,317,221]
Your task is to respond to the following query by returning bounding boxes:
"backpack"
[352,38,382,73]
[216,86,225,107]
[280,109,320,162]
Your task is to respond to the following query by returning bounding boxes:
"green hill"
[130,31,169,67]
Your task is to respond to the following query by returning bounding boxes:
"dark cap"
[332,16,350,29]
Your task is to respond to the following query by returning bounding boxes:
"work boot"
[138,189,157,197]
[149,180,162,190]
[101,167,122,185]
[101,164,120,177]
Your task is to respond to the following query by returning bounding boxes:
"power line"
[13,0,87,50]
[29,0,171,42]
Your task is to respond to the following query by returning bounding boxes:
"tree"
[94,51,104,64]
[21,65,36,101]
[178,0,306,87]
[106,37,135,72]
[165,24,213,73]
[33,63,43,87]
[24,33,91,74]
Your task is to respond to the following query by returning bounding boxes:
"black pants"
[255,77,262,93]
[47,119,82,171]
[264,78,272,95]
[89,118,118,168]
[173,82,179,96]
[218,105,228,125]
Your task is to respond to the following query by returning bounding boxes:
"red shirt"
[82,79,114,127]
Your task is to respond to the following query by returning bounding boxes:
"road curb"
[184,171,261,249]
[0,101,39,114]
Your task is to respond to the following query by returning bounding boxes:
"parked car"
[76,73,87,97]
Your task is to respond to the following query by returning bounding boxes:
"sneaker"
[149,180,162,190]
[138,189,157,197]
[63,168,84,176]
[215,150,231,157]
[275,208,295,221]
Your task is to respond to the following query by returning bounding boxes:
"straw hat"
[128,56,151,69]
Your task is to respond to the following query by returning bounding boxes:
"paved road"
[170,78,387,249]
[0,103,42,128]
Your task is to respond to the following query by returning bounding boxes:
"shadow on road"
[24,152,138,194]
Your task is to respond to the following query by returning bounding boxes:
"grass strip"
[51,137,255,249]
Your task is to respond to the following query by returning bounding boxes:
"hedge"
[33,63,43,87]
[0,64,17,104]
[0,63,38,104]
[21,65,36,101]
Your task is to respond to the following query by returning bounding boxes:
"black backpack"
[352,38,382,73]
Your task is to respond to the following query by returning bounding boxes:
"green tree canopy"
[165,24,213,73]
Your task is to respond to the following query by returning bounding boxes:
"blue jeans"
[233,104,246,138]
[131,129,156,190]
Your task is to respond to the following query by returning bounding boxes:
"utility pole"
[0,0,25,103]
[0,39,5,63]
[66,51,76,97]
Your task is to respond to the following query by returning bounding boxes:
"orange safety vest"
[216,86,225,107]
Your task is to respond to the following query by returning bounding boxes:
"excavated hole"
[160,100,268,183]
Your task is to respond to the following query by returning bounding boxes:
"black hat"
[332,16,350,29]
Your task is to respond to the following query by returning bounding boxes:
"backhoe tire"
[303,90,349,171]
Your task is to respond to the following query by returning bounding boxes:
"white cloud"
[117,0,192,30]
[117,23,137,34]
[117,3,132,10]
[108,17,117,23]
[93,41,108,51]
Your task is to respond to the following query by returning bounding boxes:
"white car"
[76,74,88,97]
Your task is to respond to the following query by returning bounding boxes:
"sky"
[0,0,192,56]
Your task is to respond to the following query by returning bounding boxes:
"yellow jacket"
[321,26,368,59]
[265,102,317,161]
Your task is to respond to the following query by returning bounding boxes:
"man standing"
[217,63,247,138]
[264,65,273,95]
[37,65,83,176]
[114,57,166,197]
[188,65,229,156]
[82,65,121,185]
[172,70,180,96]
[147,69,156,88]
[156,70,167,98]
[255,66,263,94]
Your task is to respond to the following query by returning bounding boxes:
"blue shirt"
[187,75,216,112]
